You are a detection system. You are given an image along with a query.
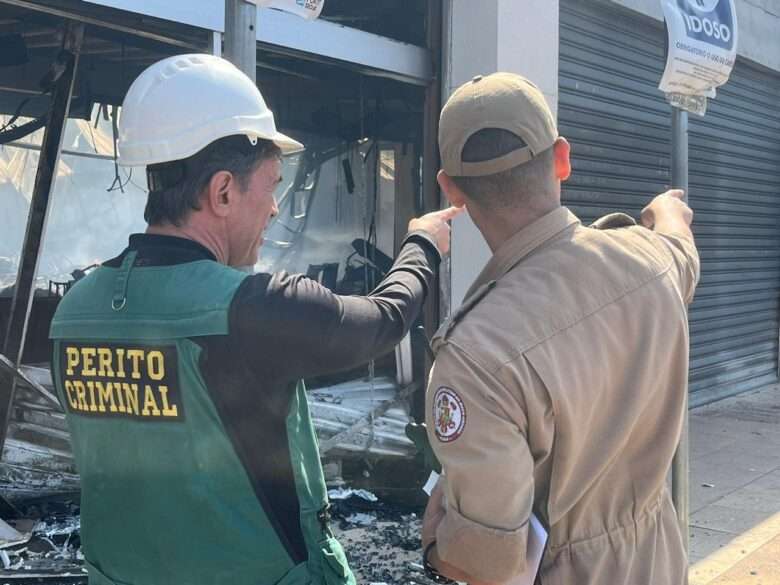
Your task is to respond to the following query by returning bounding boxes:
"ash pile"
[0,495,86,584]
[329,488,439,585]
[0,489,436,585]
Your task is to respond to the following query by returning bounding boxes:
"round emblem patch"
[433,387,466,443]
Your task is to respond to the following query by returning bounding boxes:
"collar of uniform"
[103,233,218,268]
[127,233,217,260]
[462,207,579,301]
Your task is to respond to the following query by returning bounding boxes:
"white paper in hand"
[505,514,548,585]
[422,471,547,585]
[422,471,440,496]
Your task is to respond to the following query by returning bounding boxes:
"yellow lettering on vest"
[85,381,98,412]
[123,383,140,415]
[115,381,127,413]
[147,351,165,381]
[127,350,144,380]
[73,380,88,411]
[64,380,79,410]
[65,347,80,376]
[158,386,178,417]
[116,348,126,378]
[81,348,97,377]
[97,348,115,378]
[141,385,161,416]
[95,381,116,413]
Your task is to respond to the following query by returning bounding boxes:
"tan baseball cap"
[439,72,558,177]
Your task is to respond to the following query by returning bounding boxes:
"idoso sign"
[659,0,738,98]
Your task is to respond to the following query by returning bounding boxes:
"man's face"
[227,156,282,267]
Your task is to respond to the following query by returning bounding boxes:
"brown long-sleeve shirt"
[426,207,699,585]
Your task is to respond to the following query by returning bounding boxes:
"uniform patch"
[433,387,466,442]
[58,342,184,422]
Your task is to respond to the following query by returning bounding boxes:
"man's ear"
[206,171,234,218]
[437,170,468,209]
[553,137,572,182]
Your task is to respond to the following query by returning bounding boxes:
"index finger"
[435,206,465,221]
[664,189,685,200]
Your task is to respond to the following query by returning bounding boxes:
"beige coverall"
[426,207,700,585]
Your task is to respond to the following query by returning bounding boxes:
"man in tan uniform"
[421,72,700,585]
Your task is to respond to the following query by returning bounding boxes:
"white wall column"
[446,0,560,309]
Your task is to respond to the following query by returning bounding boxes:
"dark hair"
[144,135,282,226]
[451,128,555,209]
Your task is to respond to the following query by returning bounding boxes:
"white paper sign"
[257,0,325,20]
[506,514,548,585]
[423,471,440,496]
[423,472,548,585]
[659,0,738,98]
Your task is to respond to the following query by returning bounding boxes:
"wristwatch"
[423,541,457,585]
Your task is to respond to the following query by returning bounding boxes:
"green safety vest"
[50,252,355,585]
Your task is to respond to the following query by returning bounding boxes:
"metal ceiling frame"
[0,0,204,50]
[0,20,84,455]
[255,9,434,86]
[2,0,434,86]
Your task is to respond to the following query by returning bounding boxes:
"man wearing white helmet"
[48,54,460,585]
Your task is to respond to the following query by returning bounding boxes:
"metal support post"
[411,0,445,423]
[0,22,84,453]
[438,0,453,325]
[670,106,690,558]
[224,0,257,81]
[421,0,443,337]
[671,108,689,202]
[211,30,223,57]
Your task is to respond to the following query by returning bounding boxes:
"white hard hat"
[117,54,303,167]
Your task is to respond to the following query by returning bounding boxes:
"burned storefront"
[0,0,440,527]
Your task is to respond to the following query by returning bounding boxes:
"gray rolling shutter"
[559,0,780,406]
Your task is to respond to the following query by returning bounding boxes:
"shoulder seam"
[502,261,676,367]
[439,339,535,425]
[445,260,676,374]
[437,340,504,379]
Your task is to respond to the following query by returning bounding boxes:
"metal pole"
[422,0,443,335]
[438,0,453,324]
[224,0,257,81]
[0,22,84,453]
[670,106,690,559]
[410,0,444,423]
[211,30,223,57]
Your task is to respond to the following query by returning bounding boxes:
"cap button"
[472,75,483,83]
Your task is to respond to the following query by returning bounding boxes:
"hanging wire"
[86,105,102,154]
[0,37,79,145]
[357,79,379,452]
[0,97,31,134]
[360,77,370,295]
[0,95,47,145]
[107,43,127,193]
[368,94,380,288]
[334,101,342,225]
[123,168,146,192]
[106,105,128,193]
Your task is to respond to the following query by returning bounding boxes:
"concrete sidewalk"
[688,385,780,584]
